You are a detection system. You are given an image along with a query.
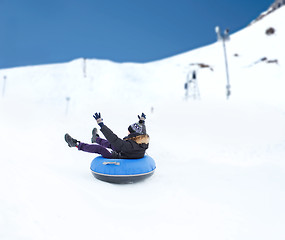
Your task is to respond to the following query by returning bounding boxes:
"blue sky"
[0,0,273,69]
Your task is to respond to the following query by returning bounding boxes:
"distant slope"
[0,7,284,107]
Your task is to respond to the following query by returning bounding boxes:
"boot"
[91,128,100,143]
[65,133,79,147]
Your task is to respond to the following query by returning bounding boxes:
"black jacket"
[100,125,149,159]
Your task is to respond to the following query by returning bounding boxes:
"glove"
[138,113,146,124]
[93,112,104,127]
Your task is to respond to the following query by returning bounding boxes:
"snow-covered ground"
[1,6,285,240]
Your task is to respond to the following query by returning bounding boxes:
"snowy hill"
[1,6,285,240]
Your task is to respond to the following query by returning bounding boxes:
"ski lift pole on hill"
[66,97,70,115]
[2,76,7,97]
[215,26,231,99]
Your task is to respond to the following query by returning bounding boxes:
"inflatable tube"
[90,155,156,184]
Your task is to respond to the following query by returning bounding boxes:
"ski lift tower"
[184,70,200,100]
[215,26,231,99]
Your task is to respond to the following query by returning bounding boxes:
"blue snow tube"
[90,155,156,184]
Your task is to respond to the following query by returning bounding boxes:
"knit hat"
[128,122,145,135]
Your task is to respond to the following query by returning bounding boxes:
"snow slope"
[1,6,285,240]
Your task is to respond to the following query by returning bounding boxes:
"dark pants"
[77,137,116,158]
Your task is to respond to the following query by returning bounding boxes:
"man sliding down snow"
[64,112,149,159]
